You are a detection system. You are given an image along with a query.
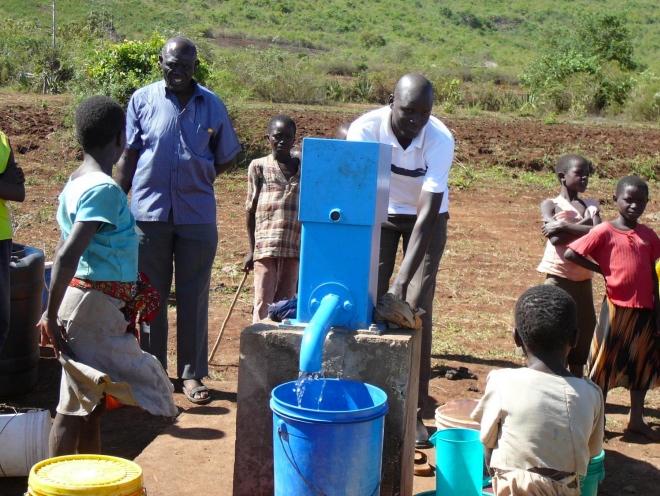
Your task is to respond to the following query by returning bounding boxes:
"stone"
[233,321,421,496]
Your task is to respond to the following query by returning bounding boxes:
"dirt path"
[1,95,659,494]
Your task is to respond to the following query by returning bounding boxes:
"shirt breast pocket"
[186,124,213,158]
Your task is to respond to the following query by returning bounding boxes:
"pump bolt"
[310,298,320,310]
[343,301,353,311]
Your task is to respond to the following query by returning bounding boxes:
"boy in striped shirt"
[244,115,301,322]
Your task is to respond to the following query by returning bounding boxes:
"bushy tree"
[520,11,641,113]
[228,47,326,104]
[75,34,210,107]
[0,18,71,93]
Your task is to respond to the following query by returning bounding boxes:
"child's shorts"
[492,468,580,496]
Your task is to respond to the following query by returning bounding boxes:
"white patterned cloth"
[56,286,177,417]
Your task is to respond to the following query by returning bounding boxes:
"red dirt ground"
[1,94,659,495]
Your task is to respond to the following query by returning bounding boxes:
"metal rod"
[52,1,56,48]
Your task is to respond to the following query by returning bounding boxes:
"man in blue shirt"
[117,37,241,405]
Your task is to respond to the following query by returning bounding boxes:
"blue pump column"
[294,138,391,373]
[299,294,342,373]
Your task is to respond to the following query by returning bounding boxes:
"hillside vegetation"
[5,0,660,72]
[2,0,660,122]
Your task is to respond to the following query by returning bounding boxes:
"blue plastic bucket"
[430,427,484,496]
[270,378,388,496]
[579,450,605,496]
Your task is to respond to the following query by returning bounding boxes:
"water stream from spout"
[294,370,326,409]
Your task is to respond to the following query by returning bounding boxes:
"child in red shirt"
[566,175,660,441]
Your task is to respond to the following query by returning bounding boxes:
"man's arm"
[215,156,236,176]
[115,149,139,194]
[389,190,443,301]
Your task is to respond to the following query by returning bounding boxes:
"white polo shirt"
[347,106,454,215]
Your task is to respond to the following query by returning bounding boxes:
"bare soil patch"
[1,95,659,495]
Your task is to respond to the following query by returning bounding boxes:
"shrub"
[74,34,212,107]
[230,47,326,104]
[204,63,251,106]
[461,82,523,112]
[360,32,386,49]
[348,73,374,102]
[325,79,346,101]
[544,73,600,114]
[520,11,641,114]
[367,71,398,103]
[322,60,357,76]
[76,34,163,106]
[432,78,462,106]
[383,43,414,65]
[0,18,75,93]
[624,71,660,121]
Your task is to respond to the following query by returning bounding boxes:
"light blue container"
[270,378,388,496]
[579,450,605,496]
[430,428,484,496]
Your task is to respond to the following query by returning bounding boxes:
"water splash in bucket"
[294,370,326,408]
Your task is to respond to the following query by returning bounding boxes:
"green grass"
[4,0,660,74]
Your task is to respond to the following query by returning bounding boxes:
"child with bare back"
[537,154,601,376]
[471,285,604,495]
[566,175,660,441]
[244,115,301,323]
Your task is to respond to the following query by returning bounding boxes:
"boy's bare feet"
[626,417,660,441]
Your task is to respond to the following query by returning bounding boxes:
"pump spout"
[299,294,342,373]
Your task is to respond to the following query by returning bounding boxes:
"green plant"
[433,78,462,106]
[75,34,164,105]
[229,47,326,104]
[630,156,659,181]
[359,31,386,49]
[520,11,642,115]
[349,73,374,102]
[449,161,478,190]
[624,71,660,121]
[542,112,557,125]
[325,80,345,101]
[519,93,540,115]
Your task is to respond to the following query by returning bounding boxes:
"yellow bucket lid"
[28,455,143,496]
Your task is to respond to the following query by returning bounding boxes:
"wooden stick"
[208,271,249,364]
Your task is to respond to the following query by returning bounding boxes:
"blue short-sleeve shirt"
[57,172,138,282]
[125,80,242,224]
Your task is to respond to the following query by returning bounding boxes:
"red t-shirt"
[568,221,660,309]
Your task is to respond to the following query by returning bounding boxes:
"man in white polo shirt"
[347,73,454,448]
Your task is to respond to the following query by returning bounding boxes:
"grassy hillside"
[4,0,660,73]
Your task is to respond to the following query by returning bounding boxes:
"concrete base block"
[233,321,421,496]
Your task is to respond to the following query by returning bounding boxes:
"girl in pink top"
[566,175,660,441]
[538,154,601,377]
